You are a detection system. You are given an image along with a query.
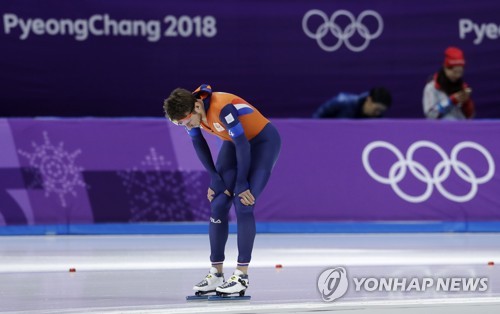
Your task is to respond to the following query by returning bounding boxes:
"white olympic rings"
[302,9,383,52]
[362,141,495,203]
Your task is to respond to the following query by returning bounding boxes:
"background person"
[313,87,392,118]
[422,46,475,120]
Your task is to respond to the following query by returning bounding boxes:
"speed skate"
[186,268,251,301]
[186,289,251,301]
[185,267,224,301]
[186,290,251,301]
[209,269,251,301]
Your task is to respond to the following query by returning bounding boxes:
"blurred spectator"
[423,47,475,120]
[313,87,392,118]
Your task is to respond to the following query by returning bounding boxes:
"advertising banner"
[1,118,499,226]
[1,0,499,118]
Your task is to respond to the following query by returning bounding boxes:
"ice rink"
[1,233,500,313]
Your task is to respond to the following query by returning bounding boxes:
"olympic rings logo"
[302,9,383,52]
[362,141,495,203]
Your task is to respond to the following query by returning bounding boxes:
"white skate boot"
[215,269,249,297]
[193,267,224,296]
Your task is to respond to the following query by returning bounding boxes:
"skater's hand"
[238,189,255,206]
[207,188,231,202]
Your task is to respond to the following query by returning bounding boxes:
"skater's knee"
[211,207,229,221]
[211,194,232,217]
[235,203,254,217]
[212,191,232,204]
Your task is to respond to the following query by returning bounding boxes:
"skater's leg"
[209,193,232,271]
[246,124,281,199]
[195,142,236,294]
[216,125,281,296]
[233,200,255,272]
[235,124,281,272]
[209,141,237,272]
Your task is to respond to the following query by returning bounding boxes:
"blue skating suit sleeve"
[219,104,250,194]
[186,127,226,195]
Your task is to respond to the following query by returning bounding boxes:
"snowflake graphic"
[18,132,85,207]
[118,147,209,222]
[141,147,172,171]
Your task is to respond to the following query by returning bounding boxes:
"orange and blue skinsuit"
[187,84,281,268]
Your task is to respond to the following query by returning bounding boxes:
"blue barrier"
[1,221,500,236]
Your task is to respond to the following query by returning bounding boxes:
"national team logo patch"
[213,122,225,132]
[224,113,235,124]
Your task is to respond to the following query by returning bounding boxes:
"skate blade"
[186,295,210,301]
[208,295,251,301]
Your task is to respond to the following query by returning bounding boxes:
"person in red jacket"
[423,46,475,119]
[164,84,281,297]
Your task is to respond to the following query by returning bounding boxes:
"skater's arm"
[219,105,254,205]
[187,127,226,195]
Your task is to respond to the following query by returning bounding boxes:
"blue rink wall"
[2,222,500,236]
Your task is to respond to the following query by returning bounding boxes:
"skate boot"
[192,267,224,296]
[215,269,249,297]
